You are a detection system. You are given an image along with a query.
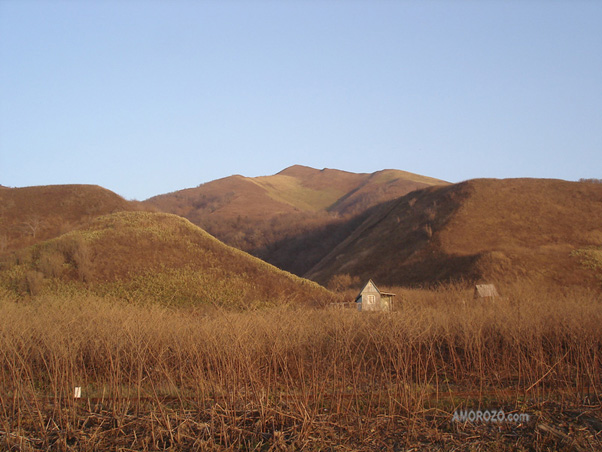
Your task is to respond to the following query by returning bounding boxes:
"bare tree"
[22,215,43,238]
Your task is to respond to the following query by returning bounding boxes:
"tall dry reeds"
[0,283,600,450]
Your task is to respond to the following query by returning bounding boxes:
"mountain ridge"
[144,165,449,273]
[5,170,598,292]
[305,177,602,288]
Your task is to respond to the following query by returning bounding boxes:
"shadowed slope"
[306,178,602,288]
[0,211,333,308]
[145,165,448,273]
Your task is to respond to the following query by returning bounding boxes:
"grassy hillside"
[0,211,333,308]
[329,169,449,217]
[146,174,301,222]
[0,184,142,254]
[306,178,602,288]
[145,165,448,274]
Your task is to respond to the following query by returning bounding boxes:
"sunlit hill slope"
[0,211,333,308]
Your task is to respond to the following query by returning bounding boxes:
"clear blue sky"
[1,1,601,200]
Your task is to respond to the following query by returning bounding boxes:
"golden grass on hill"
[573,246,602,282]
[0,211,332,309]
[252,175,346,212]
[0,283,600,451]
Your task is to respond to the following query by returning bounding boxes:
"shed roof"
[474,284,499,298]
[355,279,396,302]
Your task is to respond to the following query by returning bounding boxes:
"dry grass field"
[2,177,601,450]
[1,283,600,451]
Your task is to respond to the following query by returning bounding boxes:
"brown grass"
[144,166,446,273]
[308,178,602,288]
[0,283,600,451]
[0,184,145,255]
[0,211,333,309]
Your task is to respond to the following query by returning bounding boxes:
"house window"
[365,295,376,304]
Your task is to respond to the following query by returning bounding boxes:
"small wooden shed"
[355,280,395,312]
[474,284,499,299]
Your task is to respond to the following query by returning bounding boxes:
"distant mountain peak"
[277,164,320,177]
[144,165,448,277]
[277,165,366,178]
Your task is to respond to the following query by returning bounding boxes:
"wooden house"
[474,284,499,299]
[355,280,395,312]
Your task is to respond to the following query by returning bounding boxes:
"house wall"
[380,295,392,312]
[358,286,381,311]
[356,281,395,312]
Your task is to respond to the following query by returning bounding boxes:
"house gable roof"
[475,284,499,298]
[355,279,397,302]
[355,279,380,302]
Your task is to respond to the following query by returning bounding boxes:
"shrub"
[25,270,44,295]
[327,273,360,291]
[37,251,65,278]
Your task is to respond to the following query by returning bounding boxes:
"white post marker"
[74,387,82,399]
